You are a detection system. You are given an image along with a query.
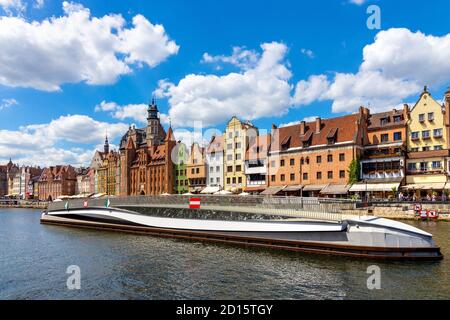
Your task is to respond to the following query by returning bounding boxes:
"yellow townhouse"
[223,116,258,193]
[404,86,450,198]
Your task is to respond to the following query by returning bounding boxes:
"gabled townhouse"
[404,86,450,197]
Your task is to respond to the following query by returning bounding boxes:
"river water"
[0,208,449,300]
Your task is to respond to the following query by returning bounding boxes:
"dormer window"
[326,128,338,145]
[380,117,389,125]
[300,131,312,148]
[393,115,402,123]
[281,136,291,150]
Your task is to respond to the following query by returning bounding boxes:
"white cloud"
[0,114,128,166]
[0,0,25,14]
[112,103,148,123]
[202,46,260,70]
[349,0,367,5]
[95,100,148,124]
[119,14,179,68]
[279,116,318,128]
[0,98,18,110]
[0,1,178,91]
[292,75,329,106]
[155,42,293,127]
[293,28,450,113]
[300,48,314,59]
[95,101,119,112]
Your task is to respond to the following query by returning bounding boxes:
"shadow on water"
[0,209,448,300]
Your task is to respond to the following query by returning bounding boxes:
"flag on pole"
[65,201,69,210]
[105,198,110,208]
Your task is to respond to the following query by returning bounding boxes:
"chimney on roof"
[272,123,277,130]
[315,117,321,134]
[300,121,306,135]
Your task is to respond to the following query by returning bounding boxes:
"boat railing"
[46,195,362,222]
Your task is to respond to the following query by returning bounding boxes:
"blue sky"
[1,0,449,166]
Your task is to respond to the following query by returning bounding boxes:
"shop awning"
[320,184,351,195]
[200,186,220,194]
[302,184,328,192]
[261,186,285,195]
[403,182,446,190]
[244,186,267,192]
[283,185,303,192]
[350,182,401,192]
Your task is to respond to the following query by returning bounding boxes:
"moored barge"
[40,196,443,261]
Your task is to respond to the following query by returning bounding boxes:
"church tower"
[146,99,162,147]
[104,134,110,154]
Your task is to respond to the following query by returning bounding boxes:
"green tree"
[348,157,360,184]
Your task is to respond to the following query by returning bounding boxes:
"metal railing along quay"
[46,195,366,222]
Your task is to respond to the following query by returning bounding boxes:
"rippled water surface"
[0,209,449,299]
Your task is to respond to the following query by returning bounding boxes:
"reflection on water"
[0,209,448,300]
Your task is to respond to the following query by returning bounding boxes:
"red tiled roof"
[271,114,360,152]
[368,109,406,130]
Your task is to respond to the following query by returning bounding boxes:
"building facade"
[405,87,450,197]
[267,109,369,197]
[97,150,121,196]
[187,142,207,193]
[205,135,224,193]
[245,134,270,194]
[38,165,77,201]
[173,142,189,194]
[0,159,16,197]
[224,117,258,193]
[351,106,409,196]
[119,100,176,196]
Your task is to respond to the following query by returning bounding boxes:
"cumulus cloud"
[0,115,128,166]
[95,100,148,124]
[202,46,260,70]
[279,116,319,128]
[0,98,18,110]
[0,1,178,91]
[300,48,315,59]
[292,75,329,106]
[293,28,450,113]
[155,42,293,127]
[0,0,25,14]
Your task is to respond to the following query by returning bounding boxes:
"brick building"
[350,105,409,197]
[267,108,369,197]
[187,142,207,193]
[119,100,176,196]
[38,165,77,201]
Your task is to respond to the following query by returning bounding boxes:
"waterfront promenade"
[0,199,47,209]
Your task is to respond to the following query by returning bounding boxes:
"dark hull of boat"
[40,214,443,261]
